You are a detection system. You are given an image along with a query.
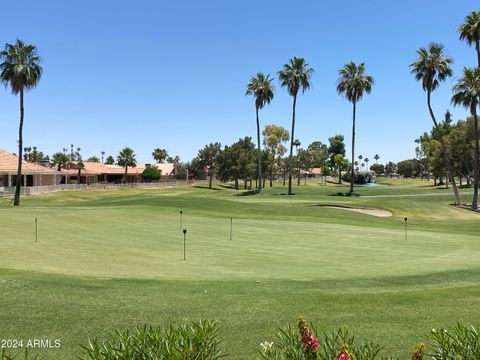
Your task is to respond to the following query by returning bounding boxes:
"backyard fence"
[0,179,201,197]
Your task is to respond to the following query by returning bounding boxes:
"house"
[148,162,176,180]
[0,149,61,187]
[309,167,323,177]
[68,161,146,183]
[1,149,178,188]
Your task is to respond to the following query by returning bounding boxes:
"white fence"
[0,180,199,197]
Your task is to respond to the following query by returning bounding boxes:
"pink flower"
[336,349,350,360]
[310,337,319,351]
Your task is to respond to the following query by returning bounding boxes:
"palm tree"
[374,154,380,163]
[458,11,480,67]
[337,62,374,193]
[77,160,85,184]
[365,157,370,170]
[105,155,115,165]
[246,72,274,190]
[117,147,137,183]
[51,152,70,171]
[410,43,462,206]
[101,151,105,164]
[451,67,480,210]
[278,57,314,195]
[152,148,168,163]
[0,40,42,206]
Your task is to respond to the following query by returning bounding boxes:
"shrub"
[0,349,40,360]
[142,166,162,182]
[79,320,224,360]
[258,316,392,360]
[427,323,480,359]
[341,172,373,184]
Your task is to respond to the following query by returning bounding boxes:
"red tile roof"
[0,150,59,174]
[70,161,145,175]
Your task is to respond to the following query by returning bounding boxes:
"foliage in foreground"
[257,316,390,360]
[1,320,480,359]
[79,320,224,360]
[257,317,480,360]
[0,349,40,360]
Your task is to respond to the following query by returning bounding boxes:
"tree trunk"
[270,150,275,187]
[78,169,81,183]
[255,106,262,189]
[288,95,297,195]
[350,101,356,194]
[124,166,128,183]
[426,91,462,206]
[13,89,25,206]
[209,174,212,189]
[471,107,479,210]
[339,169,342,184]
[476,39,480,68]
[234,178,238,190]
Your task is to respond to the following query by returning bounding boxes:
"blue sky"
[0,0,479,164]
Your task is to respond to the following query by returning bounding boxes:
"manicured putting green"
[0,180,479,359]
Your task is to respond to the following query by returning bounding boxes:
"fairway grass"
[0,180,479,359]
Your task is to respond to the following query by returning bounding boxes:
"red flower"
[336,348,350,360]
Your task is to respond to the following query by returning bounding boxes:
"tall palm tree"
[101,151,105,164]
[337,62,374,193]
[374,154,380,163]
[458,11,480,67]
[278,57,314,195]
[365,157,370,170]
[451,67,480,210]
[246,72,274,190]
[410,43,462,206]
[117,147,137,183]
[0,39,42,206]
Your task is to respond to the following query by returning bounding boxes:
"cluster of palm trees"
[410,10,480,210]
[246,58,373,195]
[2,10,479,210]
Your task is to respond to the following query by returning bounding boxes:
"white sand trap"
[316,204,392,217]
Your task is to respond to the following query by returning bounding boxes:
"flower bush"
[1,319,480,359]
[258,316,390,360]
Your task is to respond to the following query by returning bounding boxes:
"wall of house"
[34,174,57,186]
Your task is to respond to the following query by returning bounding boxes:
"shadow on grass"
[329,192,360,197]
[218,184,235,189]
[193,185,222,191]
[234,189,261,196]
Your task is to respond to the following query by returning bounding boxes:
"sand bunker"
[315,204,392,217]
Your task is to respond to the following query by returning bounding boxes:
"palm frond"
[0,39,43,94]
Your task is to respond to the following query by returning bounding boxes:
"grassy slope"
[0,179,479,359]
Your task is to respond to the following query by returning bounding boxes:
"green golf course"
[0,179,479,359]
